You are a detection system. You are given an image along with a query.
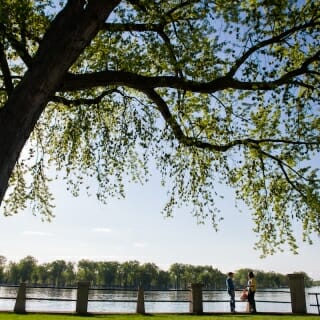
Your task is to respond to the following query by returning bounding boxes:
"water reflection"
[88,289,137,313]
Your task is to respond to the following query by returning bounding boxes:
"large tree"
[0,0,319,255]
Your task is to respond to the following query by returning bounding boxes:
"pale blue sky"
[1,166,319,280]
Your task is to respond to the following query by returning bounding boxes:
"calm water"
[0,286,319,314]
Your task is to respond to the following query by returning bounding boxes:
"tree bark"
[0,0,120,206]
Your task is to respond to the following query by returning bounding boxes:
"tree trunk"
[0,0,120,206]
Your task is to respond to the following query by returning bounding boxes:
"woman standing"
[247,271,257,313]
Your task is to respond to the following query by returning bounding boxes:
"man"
[226,272,236,312]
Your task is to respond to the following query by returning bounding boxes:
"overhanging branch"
[51,88,121,106]
[59,66,317,93]
[141,88,320,154]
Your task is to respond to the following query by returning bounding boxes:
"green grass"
[0,314,319,320]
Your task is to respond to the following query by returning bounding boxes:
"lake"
[0,286,319,314]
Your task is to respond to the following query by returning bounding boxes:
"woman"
[247,271,257,313]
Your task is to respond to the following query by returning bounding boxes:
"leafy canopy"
[0,0,319,256]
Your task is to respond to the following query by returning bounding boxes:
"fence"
[0,273,316,315]
[309,293,320,315]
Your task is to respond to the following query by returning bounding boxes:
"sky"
[1,166,320,281]
[0,0,319,282]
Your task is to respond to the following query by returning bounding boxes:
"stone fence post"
[76,281,90,315]
[288,273,306,314]
[136,286,145,314]
[14,282,26,313]
[189,283,203,314]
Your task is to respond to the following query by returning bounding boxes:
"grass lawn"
[0,314,319,320]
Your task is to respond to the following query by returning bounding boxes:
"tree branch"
[228,19,320,77]
[163,0,199,20]
[253,146,317,185]
[143,88,228,151]
[103,22,163,33]
[158,29,183,78]
[141,88,320,154]
[278,161,307,200]
[59,65,317,93]
[0,41,13,95]
[59,70,233,92]
[271,49,320,86]
[126,0,148,13]
[0,23,33,67]
[50,88,120,106]
[103,22,183,77]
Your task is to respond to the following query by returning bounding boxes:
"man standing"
[226,272,236,312]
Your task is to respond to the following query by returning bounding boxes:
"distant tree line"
[0,255,314,289]
[313,280,320,286]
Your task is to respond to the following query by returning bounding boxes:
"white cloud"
[91,227,112,233]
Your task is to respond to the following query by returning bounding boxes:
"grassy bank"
[0,314,319,320]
